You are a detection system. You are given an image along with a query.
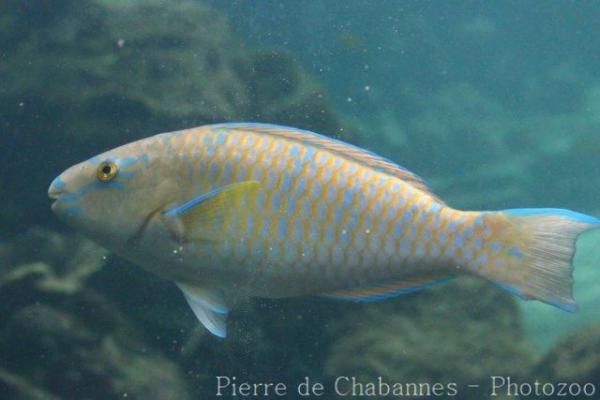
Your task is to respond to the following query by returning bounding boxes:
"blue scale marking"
[509,247,524,258]
[387,203,398,220]
[393,221,404,236]
[454,235,466,247]
[292,159,303,176]
[208,163,219,180]
[490,241,501,252]
[340,231,351,246]
[272,193,281,209]
[281,175,292,192]
[463,247,473,262]
[278,219,288,236]
[423,228,432,240]
[333,206,344,225]
[400,240,411,257]
[318,204,327,219]
[294,223,303,241]
[267,171,277,189]
[215,133,226,145]
[288,196,298,213]
[324,226,335,245]
[303,147,316,161]
[402,210,413,224]
[302,201,312,218]
[206,145,216,157]
[348,214,359,229]
[223,162,233,180]
[296,177,306,196]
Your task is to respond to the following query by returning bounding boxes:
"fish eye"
[97,161,118,182]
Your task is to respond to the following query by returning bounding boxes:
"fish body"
[49,123,600,337]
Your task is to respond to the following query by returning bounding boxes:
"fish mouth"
[48,177,65,200]
[48,188,62,200]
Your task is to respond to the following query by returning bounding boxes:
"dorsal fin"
[209,123,444,204]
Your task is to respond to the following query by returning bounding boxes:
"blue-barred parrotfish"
[48,123,600,338]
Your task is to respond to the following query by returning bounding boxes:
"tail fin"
[470,208,600,312]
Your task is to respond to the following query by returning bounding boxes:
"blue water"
[2,1,600,398]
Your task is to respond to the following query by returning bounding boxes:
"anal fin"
[322,275,453,302]
[177,282,229,338]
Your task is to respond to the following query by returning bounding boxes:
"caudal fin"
[471,208,599,312]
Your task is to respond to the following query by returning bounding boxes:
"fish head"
[48,141,177,250]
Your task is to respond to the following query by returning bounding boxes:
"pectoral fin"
[177,282,229,338]
[162,181,260,242]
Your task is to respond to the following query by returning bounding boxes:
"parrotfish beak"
[48,176,65,199]
[48,177,66,214]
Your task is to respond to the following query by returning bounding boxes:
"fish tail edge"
[474,208,600,312]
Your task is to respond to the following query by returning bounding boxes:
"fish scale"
[49,122,600,337]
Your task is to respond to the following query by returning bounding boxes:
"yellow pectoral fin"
[162,180,260,242]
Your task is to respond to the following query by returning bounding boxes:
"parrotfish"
[48,123,600,338]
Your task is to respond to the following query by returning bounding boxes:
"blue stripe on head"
[59,180,125,203]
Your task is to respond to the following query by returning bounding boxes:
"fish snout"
[48,176,66,200]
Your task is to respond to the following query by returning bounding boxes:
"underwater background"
[2,0,600,398]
